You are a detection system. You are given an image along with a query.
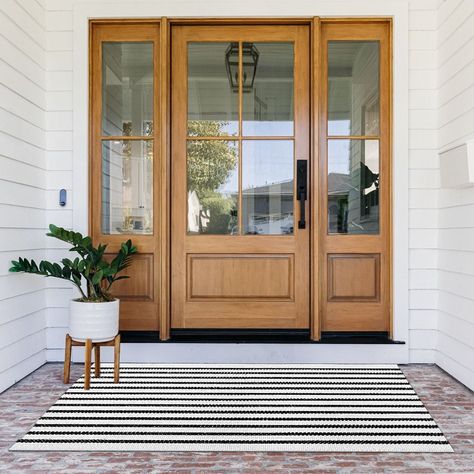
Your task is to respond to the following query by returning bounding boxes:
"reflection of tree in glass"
[187,121,238,234]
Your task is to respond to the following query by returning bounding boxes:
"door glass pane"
[242,43,294,136]
[188,43,239,137]
[243,140,294,235]
[102,140,153,234]
[328,41,379,136]
[187,140,238,234]
[102,42,153,137]
[328,139,379,234]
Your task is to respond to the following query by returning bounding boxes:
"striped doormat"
[11,364,452,452]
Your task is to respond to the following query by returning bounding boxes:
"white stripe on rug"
[10,364,453,452]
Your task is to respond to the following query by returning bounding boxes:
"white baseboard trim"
[47,343,409,364]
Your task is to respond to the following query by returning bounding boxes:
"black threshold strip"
[120,329,405,344]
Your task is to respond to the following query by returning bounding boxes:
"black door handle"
[297,160,307,229]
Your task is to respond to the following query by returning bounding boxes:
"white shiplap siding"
[0,0,47,393]
[408,0,440,363]
[437,0,474,390]
[43,0,75,361]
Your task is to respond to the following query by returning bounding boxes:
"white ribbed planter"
[69,299,119,342]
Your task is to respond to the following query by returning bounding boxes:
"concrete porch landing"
[0,363,472,473]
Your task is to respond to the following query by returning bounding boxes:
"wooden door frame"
[88,17,392,341]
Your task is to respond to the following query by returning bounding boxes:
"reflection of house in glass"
[242,179,294,234]
[328,172,350,234]
[328,164,379,235]
[187,179,294,235]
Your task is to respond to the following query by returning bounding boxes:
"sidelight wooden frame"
[88,17,392,341]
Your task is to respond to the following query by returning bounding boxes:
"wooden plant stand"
[63,333,121,390]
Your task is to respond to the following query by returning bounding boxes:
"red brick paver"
[0,363,472,473]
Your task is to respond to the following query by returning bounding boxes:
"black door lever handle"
[297,160,307,230]
[298,191,306,229]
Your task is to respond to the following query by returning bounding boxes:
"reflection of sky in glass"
[328,119,350,137]
[328,139,379,177]
[328,139,351,175]
[243,120,293,136]
[218,166,239,195]
[219,140,294,193]
[243,141,293,189]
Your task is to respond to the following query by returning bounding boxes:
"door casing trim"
[74,1,408,363]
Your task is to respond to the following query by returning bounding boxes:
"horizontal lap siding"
[408,0,440,363]
[44,0,74,362]
[437,0,474,390]
[0,0,47,393]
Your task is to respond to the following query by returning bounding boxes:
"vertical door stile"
[311,17,321,340]
[159,18,171,340]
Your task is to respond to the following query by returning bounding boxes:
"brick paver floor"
[0,363,472,473]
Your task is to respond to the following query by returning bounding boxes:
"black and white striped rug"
[11,364,452,452]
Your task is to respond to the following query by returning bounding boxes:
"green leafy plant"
[9,224,137,302]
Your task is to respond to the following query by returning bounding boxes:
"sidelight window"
[327,41,381,235]
[101,41,154,235]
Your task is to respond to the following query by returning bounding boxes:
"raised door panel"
[187,254,294,300]
[328,253,380,301]
[106,253,154,300]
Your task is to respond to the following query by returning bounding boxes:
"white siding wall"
[0,0,47,393]
[436,0,474,390]
[407,0,440,363]
[44,0,74,362]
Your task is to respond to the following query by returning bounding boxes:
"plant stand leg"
[94,345,101,378]
[114,334,121,384]
[84,338,92,390]
[63,334,72,384]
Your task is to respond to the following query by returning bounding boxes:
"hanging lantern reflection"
[225,42,259,93]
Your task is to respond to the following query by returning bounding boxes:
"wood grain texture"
[170,24,310,329]
[319,21,392,332]
[105,253,153,301]
[187,254,294,300]
[328,254,380,301]
[311,17,321,340]
[88,19,392,335]
[89,22,161,332]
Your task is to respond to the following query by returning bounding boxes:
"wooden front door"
[171,25,310,329]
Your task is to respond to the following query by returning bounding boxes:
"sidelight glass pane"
[242,140,294,235]
[102,42,153,137]
[327,139,379,234]
[187,140,238,234]
[102,140,153,235]
[328,41,379,136]
[242,43,294,136]
[188,43,239,137]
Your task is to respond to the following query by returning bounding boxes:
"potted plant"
[9,224,137,342]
